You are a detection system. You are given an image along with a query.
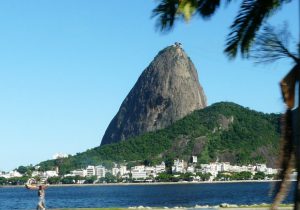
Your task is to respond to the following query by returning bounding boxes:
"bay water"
[0,182,295,210]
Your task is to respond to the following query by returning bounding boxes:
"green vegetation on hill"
[39,102,280,174]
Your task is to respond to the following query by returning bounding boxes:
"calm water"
[0,182,296,210]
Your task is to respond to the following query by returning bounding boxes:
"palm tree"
[249,23,299,64]
[152,0,293,58]
[152,0,299,209]
[250,23,299,209]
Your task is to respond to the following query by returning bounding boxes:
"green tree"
[61,176,76,184]
[7,176,28,185]
[215,172,231,181]
[232,171,252,180]
[16,166,28,174]
[84,175,97,184]
[47,176,61,184]
[253,171,266,180]
[0,177,6,185]
[196,172,212,181]
[180,172,194,181]
[156,172,173,182]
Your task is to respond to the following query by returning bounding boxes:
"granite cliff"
[101,44,207,146]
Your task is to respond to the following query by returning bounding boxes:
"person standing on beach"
[25,184,47,210]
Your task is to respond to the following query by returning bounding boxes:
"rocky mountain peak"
[100,44,207,146]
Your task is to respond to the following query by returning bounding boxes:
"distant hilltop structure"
[52,153,69,159]
[101,43,207,146]
[173,42,182,47]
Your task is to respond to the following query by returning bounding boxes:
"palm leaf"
[152,0,233,31]
[152,0,179,31]
[224,0,292,58]
[178,0,198,22]
[250,23,299,64]
[196,0,221,18]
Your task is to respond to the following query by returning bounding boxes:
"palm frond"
[196,0,221,18]
[249,23,299,64]
[178,0,198,22]
[152,0,179,31]
[152,0,233,31]
[224,0,292,58]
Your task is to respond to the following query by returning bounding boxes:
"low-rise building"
[172,159,185,173]
[95,165,106,178]
[131,166,147,180]
[9,170,22,178]
[256,164,267,172]
[112,167,119,177]
[192,156,198,163]
[187,165,195,173]
[44,170,58,178]
[86,165,95,177]
[155,162,166,174]
[221,162,230,172]
[31,171,43,177]
[119,165,128,176]
[145,166,155,177]
[71,169,87,177]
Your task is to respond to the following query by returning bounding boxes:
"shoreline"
[49,204,294,210]
[0,179,282,188]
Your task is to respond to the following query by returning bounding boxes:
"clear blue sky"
[0,1,298,171]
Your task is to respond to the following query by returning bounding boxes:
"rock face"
[101,44,207,146]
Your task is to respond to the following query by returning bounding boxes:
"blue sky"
[0,1,298,171]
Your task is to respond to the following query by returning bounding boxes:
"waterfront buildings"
[71,169,87,177]
[2,156,278,183]
[95,165,106,178]
[131,165,147,180]
[0,170,22,179]
[172,159,186,173]
[155,162,166,174]
[86,165,96,177]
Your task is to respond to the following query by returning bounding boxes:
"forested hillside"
[39,102,281,174]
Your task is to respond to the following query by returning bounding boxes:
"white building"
[203,165,218,177]
[44,170,58,178]
[256,164,267,172]
[187,165,195,173]
[119,165,128,176]
[71,169,87,177]
[145,166,155,177]
[192,156,198,163]
[95,165,106,178]
[172,159,185,173]
[31,171,43,177]
[247,165,256,173]
[131,166,147,180]
[266,168,278,175]
[155,162,166,174]
[9,170,22,178]
[0,173,8,178]
[86,165,95,177]
[0,170,23,178]
[229,165,242,173]
[221,162,230,171]
[112,167,119,176]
